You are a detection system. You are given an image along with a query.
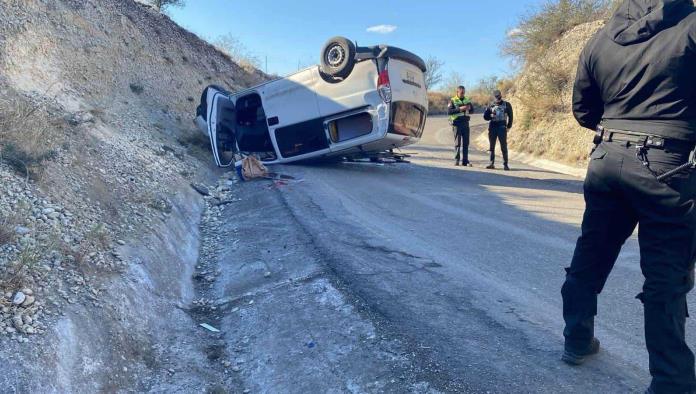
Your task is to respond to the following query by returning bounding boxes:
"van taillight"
[377,69,392,104]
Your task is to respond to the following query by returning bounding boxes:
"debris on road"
[199,323,220,333]
[241,156,268,180]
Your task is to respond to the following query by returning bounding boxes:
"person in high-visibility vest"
[447,86,474,166]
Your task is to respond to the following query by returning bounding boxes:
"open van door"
[207,90,237,167]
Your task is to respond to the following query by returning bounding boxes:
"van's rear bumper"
[355,45,426,73]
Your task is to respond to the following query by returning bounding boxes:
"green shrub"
[502,0,612,64]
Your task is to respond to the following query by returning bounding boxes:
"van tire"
[320,37,356,79]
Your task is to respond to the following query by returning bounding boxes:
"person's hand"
[459,106,467,111]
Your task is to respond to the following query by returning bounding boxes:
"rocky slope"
[508,1,695,167]
[503,20,605,167]
[0,0,262,391]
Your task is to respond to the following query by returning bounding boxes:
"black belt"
[603,130,694,152]
[596,128,696,181]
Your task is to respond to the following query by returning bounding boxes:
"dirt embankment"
[505,21,605,167]
[0,0,261,391]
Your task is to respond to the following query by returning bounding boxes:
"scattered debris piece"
[199,323,220,333]
[241,156,268,180]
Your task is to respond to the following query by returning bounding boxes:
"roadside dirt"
[187,173,440,393]
[0,0,265,390]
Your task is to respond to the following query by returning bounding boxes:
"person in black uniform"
[447,86,474,166]
[483,90,513,171]
[561,1,696,393]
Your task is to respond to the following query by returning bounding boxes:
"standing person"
[560,1,696,393]
[483,90,513,170]
[447,86,474,166]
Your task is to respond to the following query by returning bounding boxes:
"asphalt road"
[204,115,696,393]
[258,115,696,393]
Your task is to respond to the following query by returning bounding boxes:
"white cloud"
[366,24,398,34]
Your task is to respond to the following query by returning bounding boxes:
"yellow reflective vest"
[449,96,472,122]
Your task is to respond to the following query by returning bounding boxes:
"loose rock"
[12,292,26,306]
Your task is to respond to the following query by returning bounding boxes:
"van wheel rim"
[327,45,346,67]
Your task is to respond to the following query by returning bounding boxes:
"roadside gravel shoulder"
[188,173,440,393]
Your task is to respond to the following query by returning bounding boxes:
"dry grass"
[0,225,13,247]
[0,245,41,292]
[428,92,450,115]
[502,0,613,64]
[57,223,110,269]
[0,92,61,180]
[0,213,22,247]
[517,60,574,115]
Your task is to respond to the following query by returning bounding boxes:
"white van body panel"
[261,68,322,127]
[314,61,380,117]
[196,53,428,166]
[388,59,428,110]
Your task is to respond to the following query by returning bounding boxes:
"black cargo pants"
[562,140,696,393]
[454,122,470,165]
[488,122,509,165]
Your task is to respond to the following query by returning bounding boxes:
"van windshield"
[389,101,426,138]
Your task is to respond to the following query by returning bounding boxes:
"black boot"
[485,162,495,169]
[562,337,600,365]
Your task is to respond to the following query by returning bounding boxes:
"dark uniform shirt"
[573,0,696,140]
[483,100,514,130]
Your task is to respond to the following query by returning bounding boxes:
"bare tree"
[213,34,262,70]
[423,56,444,91]
[147,0,185,12]
[441,71,466,95]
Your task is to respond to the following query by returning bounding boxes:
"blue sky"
[169,0,545,90]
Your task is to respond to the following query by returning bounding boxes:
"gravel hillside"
[0,0,262,391]
[504,20,605,167]
[508,0,695,167]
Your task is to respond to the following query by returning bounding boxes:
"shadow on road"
[311,158,585,195]
[272,155,649,393]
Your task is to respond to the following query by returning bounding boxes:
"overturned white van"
[194,37,428,166]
